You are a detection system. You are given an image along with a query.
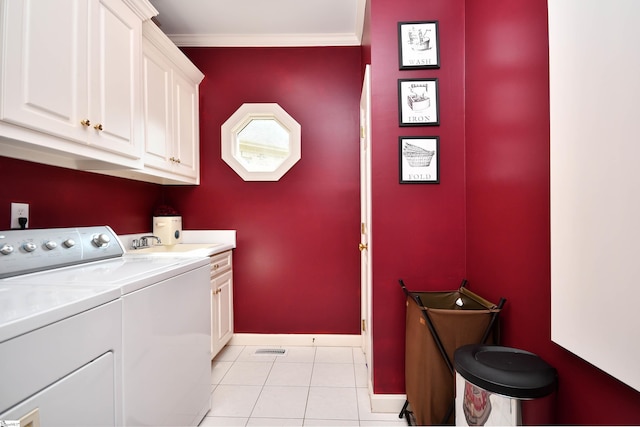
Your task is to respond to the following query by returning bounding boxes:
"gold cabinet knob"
[170,157,181,164]
[358,243,368,252]
[94,124,103,131]
[80,119,91,127]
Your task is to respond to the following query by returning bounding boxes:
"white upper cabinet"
[89,0,142,158]
[1,0,88,145]
[0,0,156,169]
[172,68,200,181]
[141,36,174,171]
[137,21,204,184]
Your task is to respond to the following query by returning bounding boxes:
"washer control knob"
[93,233,111,248]
[63,238,76,248]
[45,241,58,250]
[0,244,14,255]
[23,242,37,252]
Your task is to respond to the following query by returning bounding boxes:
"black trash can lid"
[454,344,557,399]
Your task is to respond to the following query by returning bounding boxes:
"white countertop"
[121,230,236,257]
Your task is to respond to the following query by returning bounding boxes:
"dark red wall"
[368,0,466,394]
[3,2,640,423]
[0,157,162,234]
[464,0,640,424]
[164,47,363,334]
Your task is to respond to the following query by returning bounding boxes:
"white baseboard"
[229,333,361,347]
[369,383,407,414]
[228,333,406,414]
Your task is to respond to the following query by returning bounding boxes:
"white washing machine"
[0,226,211,427]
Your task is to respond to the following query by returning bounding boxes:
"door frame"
[360,65,373,384]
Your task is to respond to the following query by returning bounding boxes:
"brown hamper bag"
[399,280,505,426]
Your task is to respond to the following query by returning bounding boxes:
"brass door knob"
[94,124,103,131]
[80,119,91,126]
[358,243,368,251]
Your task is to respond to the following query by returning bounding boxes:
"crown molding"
[142,21,204,82]
[122,0,158,20]
[166,32,362,47]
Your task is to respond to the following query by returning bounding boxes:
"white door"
[360,65,373,379]
[1,0,89,143]
[173,69,200,179]
[212,270,234,357]
[89,0,141,158]
[141,39,173,169]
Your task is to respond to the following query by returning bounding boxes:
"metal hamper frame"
[398,279,506,425]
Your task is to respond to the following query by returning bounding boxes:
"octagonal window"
[221,103,301,181]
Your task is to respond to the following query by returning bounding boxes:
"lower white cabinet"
[210,251,234,358]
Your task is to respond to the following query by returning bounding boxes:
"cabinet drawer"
[210,250,232,277]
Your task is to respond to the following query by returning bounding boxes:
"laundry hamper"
[398,279,506,426]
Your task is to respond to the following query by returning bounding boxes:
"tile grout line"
[246,356,276,422]
[301,346,317,425]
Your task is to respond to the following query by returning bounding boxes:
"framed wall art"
[399,136,439,184]
[398,78,439,126]
[398,21,440,69]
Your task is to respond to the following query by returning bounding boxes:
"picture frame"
[398,21,440,69]
[399,136,439,184]
[398,78,439,126]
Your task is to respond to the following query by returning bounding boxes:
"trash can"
[454,345,558,426]
[399,280,506,426]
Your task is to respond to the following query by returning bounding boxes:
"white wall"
[549,0,640,392]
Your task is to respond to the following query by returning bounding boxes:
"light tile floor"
[199,345,407,427]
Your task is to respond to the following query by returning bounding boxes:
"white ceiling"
[148,0,367,47]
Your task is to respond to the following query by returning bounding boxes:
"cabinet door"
[88,0,142,159]
[211,270,233,358]
[172,69,199,180]
[1,0,89,144]
[141,40,173,170]
[139,32,200,183]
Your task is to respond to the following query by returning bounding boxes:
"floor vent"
[253,348,288,356]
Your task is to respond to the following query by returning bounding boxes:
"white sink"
[129,243,225,256]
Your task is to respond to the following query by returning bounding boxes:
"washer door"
[0,352,116,427]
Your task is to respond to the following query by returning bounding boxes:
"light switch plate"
[11,202,29,229]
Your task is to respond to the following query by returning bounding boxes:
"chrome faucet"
[132,235,162,249]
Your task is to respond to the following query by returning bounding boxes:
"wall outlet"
[11,202,29,229]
